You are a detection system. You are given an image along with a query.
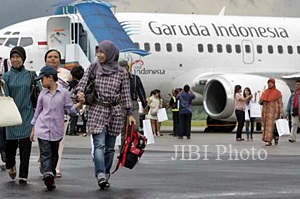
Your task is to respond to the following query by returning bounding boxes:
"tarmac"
[1,126,300,199]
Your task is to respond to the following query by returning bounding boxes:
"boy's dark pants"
[38,138,61,177]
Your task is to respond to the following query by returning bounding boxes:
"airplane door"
[47,16,71,62]
[241,40,254,64]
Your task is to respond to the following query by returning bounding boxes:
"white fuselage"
[0,12,298,122]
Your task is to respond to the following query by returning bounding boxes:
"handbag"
[0,86,22,127]
[29,71,40,109]
[84,65,97,105]
[292,107,298,116]
[150,108,158,116]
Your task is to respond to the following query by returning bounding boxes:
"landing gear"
[204,116,236,132]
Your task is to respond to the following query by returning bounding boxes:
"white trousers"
[290,116,300,141]
[55,116,69,174]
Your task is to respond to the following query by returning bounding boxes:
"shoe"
[275,137,279,145]
[55,172,62,178]
[19,178,27,184]
[7,165,16,180]
[265,142,272,146]
[187,136,191,139]
[247,135,249,140]
[178,136,183,139]
[98,178,106,189]
[288,139,295,143]
[0,151,6,163]
[82,133,87,137]
[236,138,245,141]
[44,174,56,190]
[105,181,110,188]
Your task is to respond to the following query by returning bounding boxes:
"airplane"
[0,0,297,132]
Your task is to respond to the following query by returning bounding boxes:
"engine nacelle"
[203,74,291,121]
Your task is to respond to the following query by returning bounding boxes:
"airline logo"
[148,21,289,38]
[120,21,142,36]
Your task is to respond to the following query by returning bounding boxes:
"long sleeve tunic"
[3,67,34,140]
[76,63,132,136]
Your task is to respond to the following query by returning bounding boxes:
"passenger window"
[20,37,33,47]
[268,45,273,54]
[12,32,20,35]
[134,42,140,49]
[297,46,300,54]
[4,31,11,35]
[245,45,251,53]
[4,38,18,47]
[177,43,183,52]
[144,43,150,51]
[287,45,293,54]
[0,38,6,45]
[257,45,262,54]
[155,43,161,52]
[226,44,232,53]
[166,43,172,52]
[217,44,222,53]
[198,44,204,52]
[235,45,241,53]
[207,44,213,53]
[277,45,283,54]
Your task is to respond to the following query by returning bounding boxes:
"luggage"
[113,124,147,173]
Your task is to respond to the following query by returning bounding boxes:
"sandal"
[265,142,272,146]
[55,173,62,178]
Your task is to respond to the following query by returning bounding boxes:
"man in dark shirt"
[119,60,147,143]
[166,88,180,137]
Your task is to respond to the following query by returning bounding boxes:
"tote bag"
[0,96,22,127]
[275,119,290,137]
[142,119,155,144]
[250,102,261,118]
[157,108,168,122]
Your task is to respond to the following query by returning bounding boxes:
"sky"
[0,0,300,29]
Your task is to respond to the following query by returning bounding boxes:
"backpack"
[113,124,147,173]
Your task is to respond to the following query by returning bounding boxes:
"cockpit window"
[0,38,6,45]
[4,31,11,35]
[20,37,33,47]
[5,38,18,48]
[12,32,20,35]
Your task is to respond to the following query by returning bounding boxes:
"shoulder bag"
[29,71,41,109]
[0,84,22,127]
[84,64,98,105]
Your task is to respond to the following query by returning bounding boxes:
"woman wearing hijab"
[259,78,283,146]
[2,46,34,183]
[44,49,71,178]
[76,40,135,189]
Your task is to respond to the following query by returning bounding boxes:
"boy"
[30,65,82,190]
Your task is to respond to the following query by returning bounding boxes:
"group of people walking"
[234,77,300,146]
[0,40,139,190]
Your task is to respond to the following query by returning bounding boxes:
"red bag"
[113,124,147,173]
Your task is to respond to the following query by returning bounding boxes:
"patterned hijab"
[96,40,122,75]
[260,78,282,102]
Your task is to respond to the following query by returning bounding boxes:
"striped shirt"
[3,67,34,140]
[76,64,132,136]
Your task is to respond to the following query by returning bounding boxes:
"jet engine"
[203,74,291,123]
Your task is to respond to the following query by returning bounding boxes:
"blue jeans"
[92,129,116,181]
